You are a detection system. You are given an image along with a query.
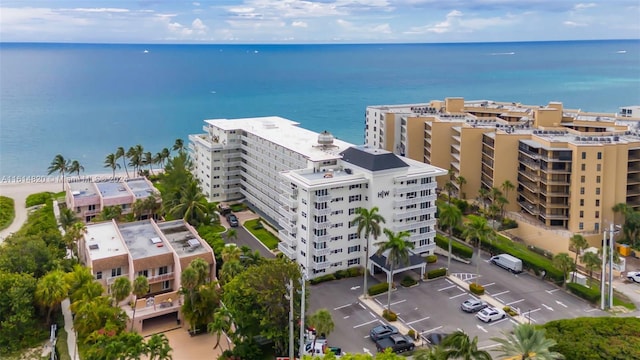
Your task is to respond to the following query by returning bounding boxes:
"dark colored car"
[425,333,451,346]
[227,214,239,227]
[369,325,398,341]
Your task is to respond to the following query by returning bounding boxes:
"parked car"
[425,332,451,346]
[476,306,507,323]
[490,253,523,273]
[226,213,239,227]
[369,325,398,341]
[627,271,640,283]
[461,298,488,313]
[375,334,415,353]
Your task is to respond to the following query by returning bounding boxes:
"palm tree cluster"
[48,154,85,190]
[106,139,181,178]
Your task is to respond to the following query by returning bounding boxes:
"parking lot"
[308,254,611,355]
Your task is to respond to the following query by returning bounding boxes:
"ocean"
[0,40,639,178]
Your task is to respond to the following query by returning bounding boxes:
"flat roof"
[204,116,353,162]
[85,221,128,260]
[117,220,171,259]
[156,220,209,258]
[95,181,130,199]
[68,182,99,199]
[125,178,158,199]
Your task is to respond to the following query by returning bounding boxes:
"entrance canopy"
[369,250,426,282]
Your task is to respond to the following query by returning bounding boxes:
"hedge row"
[368,282,390,296]
[425,254,438,264]
[400,276,418,287]
[309,267,362,285]
[426,268,447,279]
[566,282,600,303]
[469,282,485,295]
[435,234,474,259]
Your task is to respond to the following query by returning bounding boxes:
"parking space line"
[506,299,525,306]
[438,285,456,291]
[488,318,509,326]
[390,299,407,306]
[334,303,352,310]
[476,324,488,333]
[480,343,501,350]
[420,326,442,334]
[353,319,379,329]
[546,288,560,294]
[344,316,350,319]
[482,282,495,287]
[445,279,453,285]
[492,290,510,297]
[456,286,466,292]
[358,303,366,310]
[406,316,431,325]
[449,293,467,300]
[369,311,376,318]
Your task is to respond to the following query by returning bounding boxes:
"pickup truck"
[375,334,415,353]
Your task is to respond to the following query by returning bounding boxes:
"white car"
[476,306,506,323]
[627,271,640,283]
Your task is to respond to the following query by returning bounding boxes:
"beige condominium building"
[78,218,216,333]
[365,97,640,253]
[189,116,446,279]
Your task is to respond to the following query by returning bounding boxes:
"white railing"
[313,261,331,270]
[312,234,331,242]
[393,222,423,232]
[147,272,174,283]
[278,243,296,259]
[312,207,332,216]
[315,195,332,202]
[312,247,331,256]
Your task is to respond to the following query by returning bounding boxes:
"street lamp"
[285,279,294,360]
[298,271,307,360]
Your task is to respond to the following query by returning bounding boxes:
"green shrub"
[400,276,418,287]
[230,203,247,212]
[503,306,518,316]
[368,282,390,296]
[435,234,473,259]
[334,270,348,279]
[407,329,416,340]
[382,309,397,322]
[500,218,518,230]
[309,274,336,285]
[566,283,600,303]
[0,196,15,231]
[425,254,438,264]
[347,267,362,277]
[469,282,485,295]
[25,192,54,207]
[527,245,554,260]
[426,268,447,279]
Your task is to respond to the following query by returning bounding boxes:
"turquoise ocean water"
[0,40,639,177]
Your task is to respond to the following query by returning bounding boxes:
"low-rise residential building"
[78,219,216,333]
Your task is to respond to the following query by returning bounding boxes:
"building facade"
[365,97,640,251]
[190,116,446,279]
[78,219,216,332]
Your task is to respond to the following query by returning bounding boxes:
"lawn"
[244,218,279,250]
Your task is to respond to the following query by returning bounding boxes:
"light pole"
[600,229,607,310]
[298,272,307,360]
[286,278,294,360]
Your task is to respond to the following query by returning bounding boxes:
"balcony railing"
[280,184,298,197]
[393,222,423,232]
[314,220,332,230]
[147,272,174,284]
[315,195,332,202]
[312,234,331,242]
[312,260,331,270]
[278,243,296,259]
[312,247,331,256]
[279,230,296,247]
[279,193,297,208]
[312,207,332,216]
[393,196,424,207]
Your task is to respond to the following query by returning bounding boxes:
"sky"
[1,0,639,44]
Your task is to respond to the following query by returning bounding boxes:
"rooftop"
[68,182,99,199]
[204,116,353,162]
[118,220,171,260]
[125,178,158,199]
[95,181,131,199]
[340,146,408,172]
[156,220,209,257]
[84,221,128,260]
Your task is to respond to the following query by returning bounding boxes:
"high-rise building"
[365,97,640,253]
[190,116,446,279]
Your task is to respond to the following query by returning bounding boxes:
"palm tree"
[144,151,154,174]
[374,229,414,313]
[462,216,495,281]
[501,180,515,203]
[444,181,456,205]
[581,251,601,286]
[441,330,491,360]
[208,307,234,350]
[104,153,121,178]
[96,205,122,222]
[169,181,208,225]
[130,275,149,331]
[308,309,335,354]
[63,221,87,259]
[145,333,173,360]
[111,276,132,307]
[220,259,245,285]
[569,234,588,282]
[455,175,467,199]
[491,323,564,360]
[127,145,144,175]
[353,207,386,298]
[225,228,238,243]
[173,138,184,153]
[553,252,575,288]
[221,244,242,263]
[116,146,129,177]
[59,207,79,230]
[160,147,171,168]
[47,154,70,191]
[414,347,447,360]
[477,187,489,214]
[439,203,463,274]
[35,270,71,324]
[68,160,84,176]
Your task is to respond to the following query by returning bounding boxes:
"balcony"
[518,169,540,182]
[519,201,539,215]
[393,183,435,194]
[393,222,423,232]
[226,170,242,176]
[279,193,297,208]
[278,218,297,233]
[312,207,332,216]
[313,260,331,270]
[393,209,430,220]
[280,184,299,197]
[314,220,332,230]
[413,242,436,255]
[279,210,297,223]
[279,230,296,247]
[222,178,242,185]
[226,161,243,168]
[106,274,129,285]
[278,242,296,259]
[223,152,241,159]
[147,272,174,284]
[315,195,332,202]
[312,247,331,256]
[312,234,331,242]
[393,196,424,207]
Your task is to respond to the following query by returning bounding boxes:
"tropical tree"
[222,244,242,263]
[145,333,173,360]
[476,187,489,214]
[35,270,71,324]
[441,330,491,360]
[68,160,84,176]
[491,323,564,360]
[208,307,234,350]
[47,154,70,190]
[111,276,132,307]
[180,258,218,333]
[612,203,640,248]
[501,180,515,203]
[569,234,589,282]
[353,207,385,298]
[308,309,335,354]
[455,175,467,198]
[127,145,144,175]
[225,229,238,243]
[414,347,447,360]
[130,275,149,331]
[66,265,100,302]
[59,207,80,230]
[462,216,495,280]
[63,221,87,259]
[169,180,208,225]
[104,153,121,178]
[374,229,414,313]
[159,147,171,168]
[115,146,129,177]
[173,138,184,153]
[553,253,575,288]
[144,151,154,174]
[96,205,122,222]
[581,251,601,286]
[438,202,463,274]
[220,259,245,285]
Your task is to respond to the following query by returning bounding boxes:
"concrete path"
[61,298,79,360]
[0,182,60,243]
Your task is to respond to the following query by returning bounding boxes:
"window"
[596,188,601,195]
[596,176,601,184]
[348,233,359,240]
[96,271,102,280]
[347,258,361,266]
[580,187,585,195]
[579,211,584,218]
[111,267,122,277]
[595,211,600,219]
[419,239,430,247]
[581,175,585,183]
[581,164,586,171]
[162,281,170,290]
[597,152,602,160]
[138,269,148,277]
[302,199,307,205]
[158,266,168,275]
[597,164,601,171]
[349,208,357,215]
[596,199,600,206]
[88,204,96,211]
[581,152,586,159]
[301,211,307,218]
[348,245,361,254]
[580,199,584,206]
[348,195,362,203]
[301,225,307,231]
[579,222,584,230]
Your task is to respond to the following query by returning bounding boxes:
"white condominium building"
[189,116,446,279]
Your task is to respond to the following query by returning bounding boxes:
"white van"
[490,254,523,273]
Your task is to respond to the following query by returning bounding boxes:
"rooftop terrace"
[125,178,158,199]
[96,181,131,199]
[118,220,171,260]
[157,220,209,257]
[69,182,99,199]
[85,221,128,260]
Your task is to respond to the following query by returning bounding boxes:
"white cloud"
[193,2,201,6]
[574,3,597,11]
[292,21,308,28]
[71,8,129,13]
[426,9,463,33]
[564,20,587,27]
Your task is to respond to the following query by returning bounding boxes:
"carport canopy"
[369,250,426,283]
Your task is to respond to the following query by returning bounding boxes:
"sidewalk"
[61,298,79,360]
[359,295,413,336]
